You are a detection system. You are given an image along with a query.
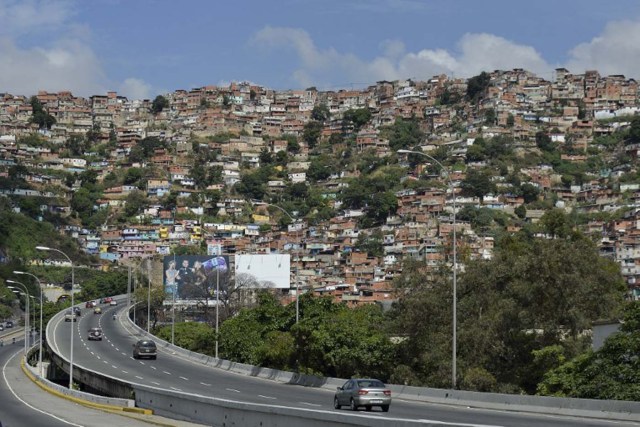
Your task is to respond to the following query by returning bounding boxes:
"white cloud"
[0,36,107,96]
[119,78,152,100]
[252,26,554,88]
[565,20,640,77]
[0,0,75,36]
[0,0,155,99]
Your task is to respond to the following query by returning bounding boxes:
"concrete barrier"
[125,306,640,423]
[132,383,469,427]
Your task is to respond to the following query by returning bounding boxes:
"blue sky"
[1,0,640,99]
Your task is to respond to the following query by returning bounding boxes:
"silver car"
[334,378,391,412]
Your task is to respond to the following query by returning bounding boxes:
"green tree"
[390,232,625,392]
[538,302,640,400]
[342,108,372,133]
[466,72,491,102]
[311,104,330,122]
[384,117,424,151]
[355,230,384,257]
[151,95,169,114]
[302,121,323,148]
[460,169,495,202]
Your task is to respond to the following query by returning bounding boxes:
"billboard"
[234,254,291,289]
[163,255,230,302]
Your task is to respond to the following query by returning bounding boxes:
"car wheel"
[350,398,357,411]
[333,396,341,410]
[133,354,138,359]
[152,355,157,360]
[381,404,390,412]
[365,406,372,411]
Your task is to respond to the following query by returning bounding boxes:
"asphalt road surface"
[48,301,640,427]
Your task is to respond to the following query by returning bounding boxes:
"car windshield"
[357,380,385,388]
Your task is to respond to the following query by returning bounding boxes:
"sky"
[1,0,640,100]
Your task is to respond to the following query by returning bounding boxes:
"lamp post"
[36,246,75,389]
[7,281,29,355]
[398,149,458,389]
[147,257,151,333]
[251,200,301,323]
[14,270,44,376]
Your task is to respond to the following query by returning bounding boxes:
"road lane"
[51,302,640,427]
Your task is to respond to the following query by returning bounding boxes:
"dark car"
[334,378,391,412]
[4,321,13,328]
[132,339,157,360]
[87,327,103,341]
[73,307,81,317]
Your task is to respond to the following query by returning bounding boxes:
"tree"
[385,117,424,151]
[302,121,323,148]
[538,302,640,400]
[29,96,56,129]
[390,231,625,392]
[535,131,556,152]
[355,230,384,257]
[311,104,330,122]
[151,95,169,114]
[466,72,491,102]
[628,116,640,145]
[123,190,149,218]
[342,108,372,133]
[460,169,495,202]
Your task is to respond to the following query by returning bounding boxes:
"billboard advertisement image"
[163,255,230,302]
[234,254,291,289]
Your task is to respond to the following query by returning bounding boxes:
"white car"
[110,300,118,306]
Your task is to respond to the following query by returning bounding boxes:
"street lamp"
[14,270,44,377]
[7,281,29,355]
[251,200,302,323]
[36,246,75,389]
[398,149,458,388]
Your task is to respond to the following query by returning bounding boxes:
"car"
[334,378,391,412]
[94,307,102,314]
[87,327,103,341]
[5,321,13,328]
[103,297,113,304]
[110,300,118,306]
[132,339,157,360]
[85,301,93,308]
[0,324,4,331]
[64,311,77,322]
[73,307,81,317]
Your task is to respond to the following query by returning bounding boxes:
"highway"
[0,333,78,427]
[50,302,640,427]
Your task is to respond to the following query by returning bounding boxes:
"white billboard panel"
[235,254,291,289]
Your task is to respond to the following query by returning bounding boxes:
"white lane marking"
[151,381,160,386]
[112,365,118,369]
[139,361,145,365]
[300,402,322,407]
[150,366,157,370]
[135,375,144,380]
[226,388,240,393]
[96,356,101,360]
[170,387,182,391]
[103,360,108,364]
[122,370,128,374]
[200,382,211,386]
[179,376,188,381]
[2,349,83,426]
[259,395,277,400]
[163,371,171,375]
